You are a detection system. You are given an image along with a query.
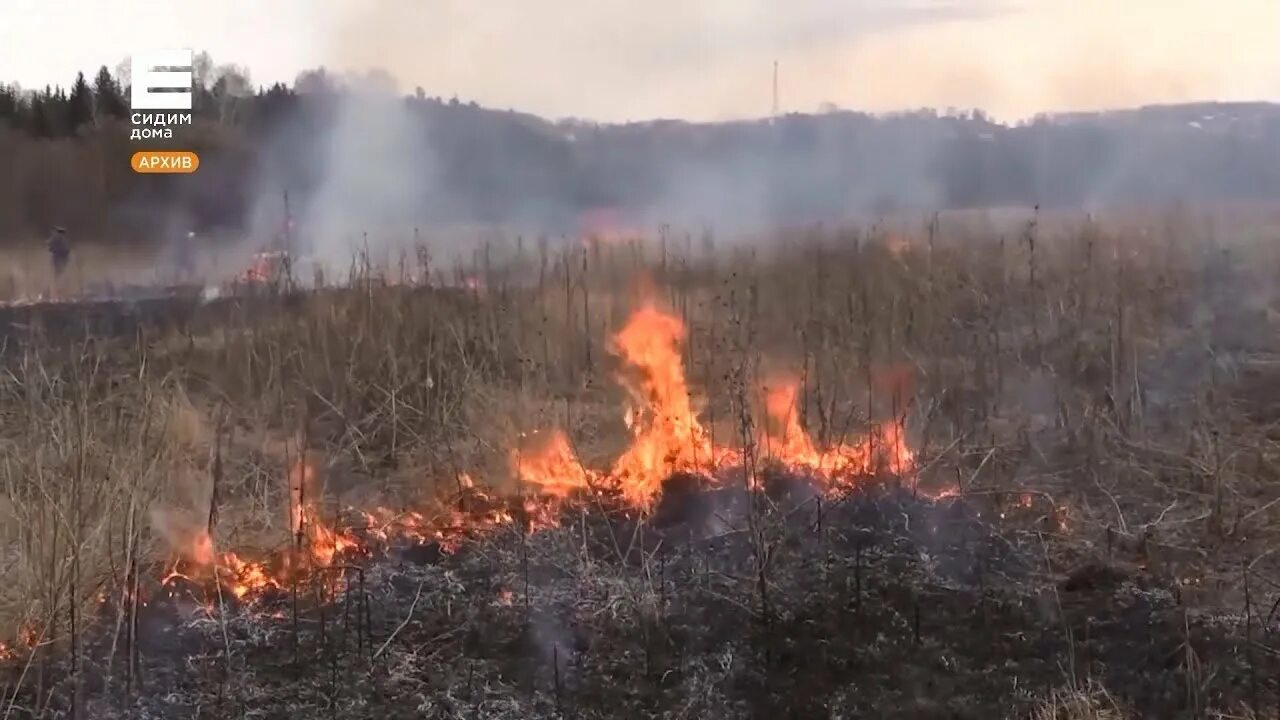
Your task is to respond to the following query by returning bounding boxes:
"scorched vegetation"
[3,213,1280,718]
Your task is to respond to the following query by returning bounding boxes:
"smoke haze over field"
[287,79,441,268]
[1,0,1279,260]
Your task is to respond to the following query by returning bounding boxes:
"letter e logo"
[131,49,194,111]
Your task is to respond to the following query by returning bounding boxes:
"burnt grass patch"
[7,238,1280,719]
[4,479,1277,720]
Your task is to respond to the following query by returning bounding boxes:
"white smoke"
[300,73,437,273]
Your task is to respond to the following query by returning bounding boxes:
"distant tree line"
[2,53,1279,243]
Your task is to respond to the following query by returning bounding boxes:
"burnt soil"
[4,477,1277,720]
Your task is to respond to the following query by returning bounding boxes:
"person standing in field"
[47,226,71,298]
[175,230,197,282]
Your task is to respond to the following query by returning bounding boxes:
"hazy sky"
[2,0,1276,122]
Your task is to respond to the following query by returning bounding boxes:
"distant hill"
[1,72,1278,242]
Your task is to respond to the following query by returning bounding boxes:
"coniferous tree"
[29,94,51,138]
[43,85,70,135]
[93,65,126,120]
[210,64,251,125]
[0,85,20,126]
[68,72,94,131]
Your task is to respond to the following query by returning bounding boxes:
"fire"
[156,457,363,605]
[159,528,281,602]
[512,302,911,510]
[608,302,736,507]
[240,251,288,284]
[760,376,915,484]
[288,457,361,567]
[762,377,822,463]
[190,528,215,566]
[885,233,911,258]
[0,298,923,659]
[158,525,219,587]
[513,430,597,498]
[222,553,280,599]
[288,456,315,541]
[243,255,272,283]
[461,274,487,294]
[0,625,38,661]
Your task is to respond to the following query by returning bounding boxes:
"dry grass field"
[3,209,1280,718]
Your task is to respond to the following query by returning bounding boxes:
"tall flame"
[608,302,735,507]
[288,457,359,567]
[510,304,914,508]
[762,377,821,462]
[60,298,917,636]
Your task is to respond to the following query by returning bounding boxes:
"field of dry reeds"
[3,209,1280,719]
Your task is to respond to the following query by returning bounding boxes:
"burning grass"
[102,296,916,621]
[4,213,1280,717]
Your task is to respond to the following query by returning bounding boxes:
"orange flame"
[607,301,740,507]
[288,457,360,567]
[156,457,361,605]
[190,529,215,566]
[243,255,272,283]
[760,376,914,484]
[0,299,922,648]
[524,303,914,507]
[513,430,597,498]
[885,233,911,259]
[241,252,289,284]
[762,377,821,462]
[0,626,35,662]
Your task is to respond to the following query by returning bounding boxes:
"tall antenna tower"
[772,60,779,119]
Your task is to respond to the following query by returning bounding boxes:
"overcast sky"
[2,0,1276,122]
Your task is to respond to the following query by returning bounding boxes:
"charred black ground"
[3,472,1277,720]
[6,230,1280,720]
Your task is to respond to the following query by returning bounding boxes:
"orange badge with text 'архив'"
[131,151,199,174]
